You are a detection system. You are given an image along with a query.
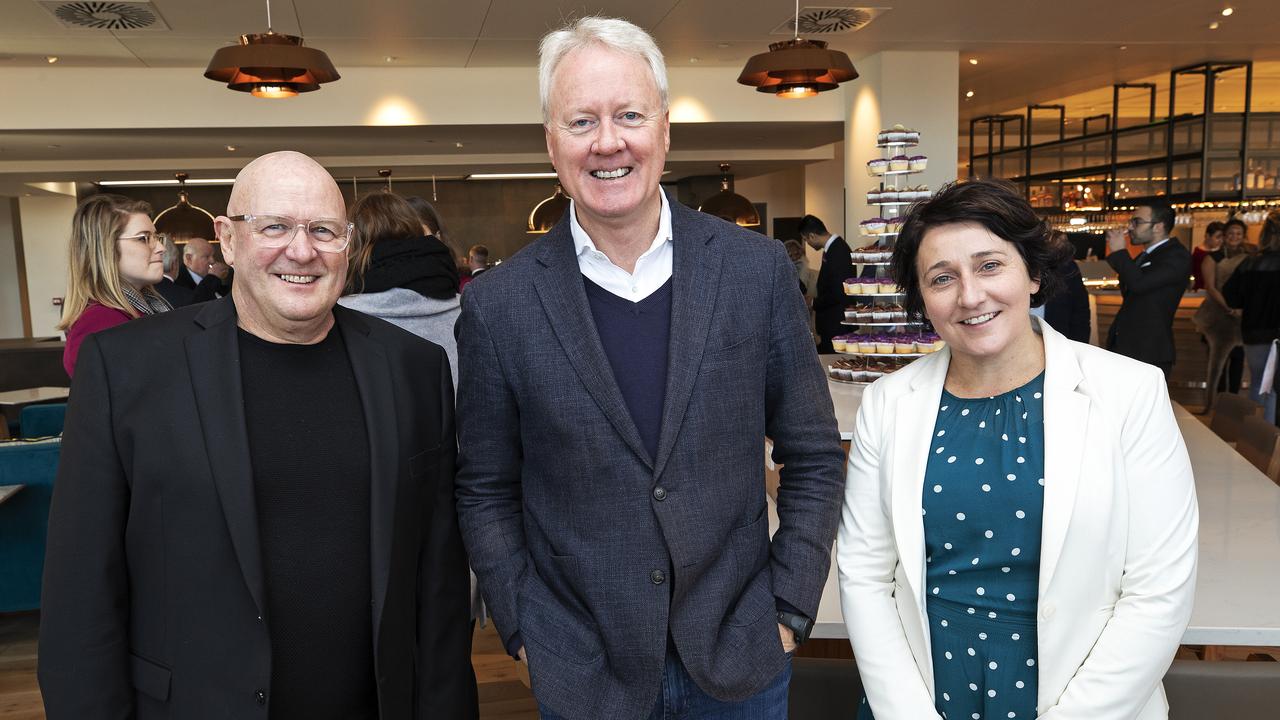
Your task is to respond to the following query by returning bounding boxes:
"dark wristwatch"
[777,610,813,645]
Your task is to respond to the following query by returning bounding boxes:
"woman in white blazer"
[838,179,1198,720]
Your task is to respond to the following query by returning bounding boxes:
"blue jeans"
[1244,343,1277,423]
[539,649,792,719]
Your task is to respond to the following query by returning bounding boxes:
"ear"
[214,217,236,266]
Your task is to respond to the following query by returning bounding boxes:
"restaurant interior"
[2,1,1279,717]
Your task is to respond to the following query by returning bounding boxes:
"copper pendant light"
[154,173,216,241]
[699,164,761,227]
[204,0,339,98]
[738,0,857,99]
[528,184,571,234]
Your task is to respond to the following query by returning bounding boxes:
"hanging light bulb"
[528,184,571,234]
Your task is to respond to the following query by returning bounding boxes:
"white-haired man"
[455,17,844,720]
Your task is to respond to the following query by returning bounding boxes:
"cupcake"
[878,279,899,294]
[862,369,883,380]
[856,306,876,321]
[833,335,848,352]
[889,155,910,171]
[857,336,876,353]
[876,129,890,145]
[886,217,904,234]
[924,332,945,352]
[906,129,921,144]
[859,219,877,236]
[868,158,889,175]
[844,278,861,295]
[888,124,909,143]
[844,308,859,322]
[909,155,928,171]
[867,217,887,234]
[872,306,891,321]
[875,336,895,354]
[914,185,932,201]
[895,337,916,354]
[866,189,882,204]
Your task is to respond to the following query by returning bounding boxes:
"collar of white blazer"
[891,317,1089,607]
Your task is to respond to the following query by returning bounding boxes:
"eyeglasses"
[118,231,166,245]
[228,214,353,253]
[1127,218,1158,227]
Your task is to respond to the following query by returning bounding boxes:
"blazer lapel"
[891,350,949,608]
[185,298,268,619]
[653,203,721,480]
[531,219,652,468]
[1036,319,1088,596]
[333,308,399,641]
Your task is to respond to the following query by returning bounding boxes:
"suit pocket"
[519,555,604,666]
[129,652,172,701]
[703,335,760,368]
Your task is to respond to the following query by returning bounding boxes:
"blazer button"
[650,569,666,585]
[652,486,667,501]
[1041,603,1056,620]
[255,689,267,705]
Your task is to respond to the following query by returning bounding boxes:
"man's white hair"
[538,16,668,125]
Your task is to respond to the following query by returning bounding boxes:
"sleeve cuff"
[775,598,808,621]
[505,631,523,660]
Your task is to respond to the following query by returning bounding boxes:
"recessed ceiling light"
[965,90,975,98]
[689,57,700,63]
[47,144,60,149]
[455,142,464,148]
[717,43,730,49]
[968,58,978,65]
[1119,45,1128,50]
[1221,7,1234,16]
[1209,21,1219,29]
[384,56,397,63]
[45,55,58,64]
[225,145,237,151]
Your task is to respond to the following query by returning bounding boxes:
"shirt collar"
[823,234,839,254]
[1144,237,1172,254]
[570,191,672,261]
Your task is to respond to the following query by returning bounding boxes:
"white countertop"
[772,385,1280,646]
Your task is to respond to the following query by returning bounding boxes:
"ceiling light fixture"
[45,55,59,64]
[154,173,216,241]
[204,0,339,98]
[698,163,761,227]
[966,90,975,98]
[968,58,979,65]
[528,184,571,234]
[1221,7,1234,16]
[1208,21,1219,29]
[737,0,857,99]
[225,145,237,151]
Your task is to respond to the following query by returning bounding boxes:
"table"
[0,386,70,408]
[0,485,23,506]
[771,381,1280,646]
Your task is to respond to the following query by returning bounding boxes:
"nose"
[956,274,986,309]
[593,118,623,155]
[282,223,318,263]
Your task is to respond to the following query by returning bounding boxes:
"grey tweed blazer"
[455,195,844,719]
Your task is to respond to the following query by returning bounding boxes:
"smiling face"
[545,44,669,235]
[116,212,164,289]
[1225,223,1246,250]
[917,222,1041,365]
[218,152,348,343]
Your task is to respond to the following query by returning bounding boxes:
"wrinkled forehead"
[232,164,346,220]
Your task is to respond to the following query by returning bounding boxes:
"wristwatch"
[777,610,813,645]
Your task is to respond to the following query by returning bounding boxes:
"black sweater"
[1223,250,1280,344]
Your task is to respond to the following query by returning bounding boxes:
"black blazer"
[455,197,845,719]
[813,235,854,346]
[38,298,477,720]
[175,266,229,303]
[1105,240,1191,367]
[1042,259,1091,344]
[154,276,195,308]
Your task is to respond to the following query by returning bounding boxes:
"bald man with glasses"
[1104,201,1192,376]
[39,151,478,720]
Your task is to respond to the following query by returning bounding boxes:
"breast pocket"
[702,334,760,369]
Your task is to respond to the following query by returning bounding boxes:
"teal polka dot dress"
[859,372,1045,720]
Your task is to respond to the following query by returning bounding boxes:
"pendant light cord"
[794,0,799,40]
[265,0,272,31]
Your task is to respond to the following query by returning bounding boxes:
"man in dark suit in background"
[39,151,477,720]
[800,214,853,353]
[1104,201,1192,376]
[175,235,231,302]
[155,235,195,308]
[455,17,844,720]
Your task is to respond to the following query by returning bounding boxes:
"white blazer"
[837,317,1198,720]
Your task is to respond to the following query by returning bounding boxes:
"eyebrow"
[924,249,1007,274]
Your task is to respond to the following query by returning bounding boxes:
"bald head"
[226,151,345,221]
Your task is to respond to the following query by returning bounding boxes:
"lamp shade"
[738,38,857,98]
[528,184,571,234]
[205,32,339,97]
[699,165,760,227]
[154,174,216,240]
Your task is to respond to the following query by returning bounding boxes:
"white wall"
[735,165,805,237]
[803,144,846,271]
[17,196,77,338]
[0,200,24,338]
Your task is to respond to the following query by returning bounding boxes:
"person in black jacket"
[801,214,854,353]
[1103,201,1192,376]
[38,151,478,720]
[1040,231,1091,343]
[1224,209,1280,424]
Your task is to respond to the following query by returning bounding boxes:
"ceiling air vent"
[771,6,888,35]
[38,1,169,31]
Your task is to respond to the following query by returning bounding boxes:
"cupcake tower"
[829,123,940,377]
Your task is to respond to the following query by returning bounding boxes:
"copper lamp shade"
[699,164,761,227]
[528,184,571,234]
[205,32,339,98]
[738,38,857,98]
[154,173,216,241]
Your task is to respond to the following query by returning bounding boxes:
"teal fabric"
[19,402,67,438]
[0,437,61,611]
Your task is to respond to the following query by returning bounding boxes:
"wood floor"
[0,612,538,719]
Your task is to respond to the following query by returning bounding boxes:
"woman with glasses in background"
[59,194,172,377]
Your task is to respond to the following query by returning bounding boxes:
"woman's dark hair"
[890,178,1073,320]
[347,192,425,293]
[1205,220,1225,238]
[1224,218,1247,235]
[405,196,446,238]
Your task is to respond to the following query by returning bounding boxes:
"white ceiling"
[3,0,1279,181]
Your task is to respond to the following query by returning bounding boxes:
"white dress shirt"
[569,192,673,303]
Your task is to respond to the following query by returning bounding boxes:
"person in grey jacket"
[338,192,460,384]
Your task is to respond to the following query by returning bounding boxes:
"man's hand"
[1105,227,1129,254]
[778,623,797,654]
[209,261,231,281]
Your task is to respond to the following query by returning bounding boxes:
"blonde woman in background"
[59,194,171,377]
